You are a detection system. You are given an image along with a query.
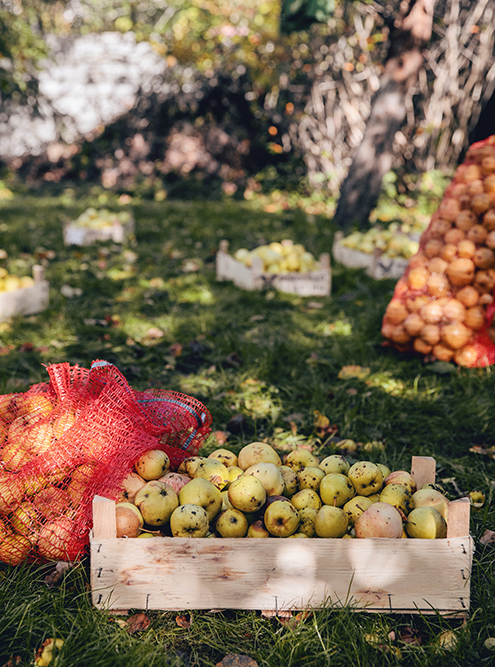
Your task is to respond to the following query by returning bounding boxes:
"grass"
[0,189,495,666]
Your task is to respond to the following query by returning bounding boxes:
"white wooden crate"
[90,457,473,616]
[216,241,331,297]
[63,212,135,246]
[0,265,49,322]
[332,232,409,281]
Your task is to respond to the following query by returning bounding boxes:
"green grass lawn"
[1,190,495,666]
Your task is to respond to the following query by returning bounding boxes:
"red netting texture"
[381,135,495,367]
[0,360,211,564]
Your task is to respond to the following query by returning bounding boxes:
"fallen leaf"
[480,530,495,545]
[216,655,258,667]
[44,561,71,588]
[18,343,34,352]
[175,614,193,629]
[168,342,183,357]
[398,625,422,646]
[346,388,358,395]
[1,657,21,667]
[469,445,495,459]
[249,314,265,322]
[126,613,151,634]
[338,365,370,380]
[225,352,243,368]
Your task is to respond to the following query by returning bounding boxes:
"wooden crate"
[90,457,473,615]
[332,232,409,281]
[0,265,49,323]
[216,240,331,297]
[63,212,135,246]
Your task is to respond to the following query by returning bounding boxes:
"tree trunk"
[333,0,437,232]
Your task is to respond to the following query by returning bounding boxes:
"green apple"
[115,502,144,537]
[215,509,249,537]
[283,448,320,471]
[179,477,222,522]
[247,519,270,538]
[315,505,349,538]
[278,465,299,497]
[170,504,209,537]
[192,458,230,490]
[379,483,413,516]
[208,448,238,468]
[343,496,375,526]
[290,488,322,511]
[297,466,325,492]
[120,471,147,503]
[298,507,318,537]
[237,442,282,470]
[406,506,447,539]
[354,502,403,538]
[348,461,384,496]
[411,488,449,521]
[264,500,299,537]
[228,475,266,513]
[383,470,417,495]
[135,480,179,526]
[319,454,350,476]
[243,462,285,496]
[319,473,355,507]
[135,449,170,480]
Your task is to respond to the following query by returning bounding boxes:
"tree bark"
[333,0,437,232]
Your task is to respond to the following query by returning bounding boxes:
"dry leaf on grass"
[175,614,193,629]
[44,561,72,588]
[125,613,151,634]
[480,529,495,545]
[1,657,21,667]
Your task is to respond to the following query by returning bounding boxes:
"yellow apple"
[247,519,270,538]
[405,506,447,539]
[215,508,249,537]
[379,483,414,516]
[52,409,77,440]
[411,488,449,521]
[120,471,147,503]
[208,448,238,468]
[170,504,209,537]
[37,516,78,561]
[278,465,299,497]
[298,507,318,537]
[315,505,349,538]
[319,473,355,507]
[0,533,31,565]
[32,487,72,520]
[297,466,325,492]
[134,480,179,526]
[237,442,282,470]
[290,488,322,511]
[377,463,392,479]
[226,466,244,485]
[179,477,222,522]
[343,496,375,526]
[319,454,350,476]
[227,475,266,514]
[178,456,205,477]
[348,461,384,496]
[11,500,39,536]
[283,448,319,471]
[243,462,285,496]
[264,500,299,537]
[135,449,170,480]
[383,470,417,495]
[0,473,23,513]
[191,458,230,490]
[115,502,144,538]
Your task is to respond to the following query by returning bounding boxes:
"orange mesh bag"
[381,135,495,367]
[0,360,211,564]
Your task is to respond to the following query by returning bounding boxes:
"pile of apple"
[0,267,35,293]
[72,207,131,230]
[0,393,90,565]
[382,136,495,366]
[233,240,319,274]
[339,225,420,260]
[116,442,449,540]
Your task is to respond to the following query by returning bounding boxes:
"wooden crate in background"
[90,456,473,616]
[216,240,331,297]
[0,265,49,322]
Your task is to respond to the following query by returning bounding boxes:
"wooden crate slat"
[90,535,472,613]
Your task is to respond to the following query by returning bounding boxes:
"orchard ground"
[1,183,495,666]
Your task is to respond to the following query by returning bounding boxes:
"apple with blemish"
[179,477,222,522]
[170,504,210,537]
[134,480,179,526]
[237,442,281,470]
[264,500,299,537]
[348,461,384,497]
[135,449,170,480]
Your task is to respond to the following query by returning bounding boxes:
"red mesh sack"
[382,134,495,367]
[0,360,211,564]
